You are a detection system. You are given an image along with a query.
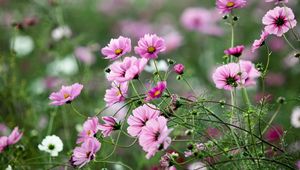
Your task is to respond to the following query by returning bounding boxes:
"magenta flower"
[49,83,83,106]
[252,31,269,52]
[173,64,185,75]
[224,45,245,57]
[77,117,100,144]
[98,116,120,137]
[239,60,260,87]
[262,7,297,37]
[264,125,283,142]
[104,82,128,107]
[70,138,101,168]
[145,81,167,101]
[7,127,23,145]
[127,104,160,137]
[101,36,131,60]
[134,34,166,59]
[139,116,173,159]
[212,63,246,90]
[107,56,148,83]
[265,0,288,4]
[0,136,8,153]
[216,0,247,14]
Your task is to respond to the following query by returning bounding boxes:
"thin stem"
[47,111,56,135]
[262,105,282,134]
[182,76,196,95]
[283,34,299,52]
[242,87,251,107]
[70,103,86,118]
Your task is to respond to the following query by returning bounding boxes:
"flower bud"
[173,64,185,75]
[167,58,175,65]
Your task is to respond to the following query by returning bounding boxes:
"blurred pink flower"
[180,8,223,36]
[101,36,131,60]
[7,127,23,145]
[264,125,284,142]
[70,138,101,168]
[296,160,300,170]
[107,56,148,82]
[139,116,172,159]
[77,117,100,144]
[252,31,269,52]
[43,76,64,90]
[224,45,245,57]
[135,34,166,59]
[145,81,167,101]
[119,20,153,39]
[241,47,258,61]
[266,0,288,4]
[283,52,299,68]
[104,82,128,107]
[0,136,8,153]
[163,32,183,53]
[49,83,83,106]
[216,0,247,14]
[173,64,185,75]
[127,104,160,137]
[254,92,273,103]
[206,127,221,138]
[98,116,120,137]
[265,73,285,86]
[239,60,260,87]
[74,47,96,65]
[262,7,297,37]
[269,36,285,51]
[98,0,130,16]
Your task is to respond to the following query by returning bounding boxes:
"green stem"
[242,87,251,108]
[47,112,56,135]
[70,103,86,118]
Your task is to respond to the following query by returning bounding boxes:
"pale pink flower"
[74,47,96,65]
[134,34,166,59]
[252,31,269,52]
[163,32,183,53]
[239,60,260,87]
[77,117,100,144]
[224,45,245,57]
[139,116,173,159]
[98,116,120,137]
[296,160,300,170]
[265,72,285,86]
[127,104,160,137]
[180,8,223,36]
[107,56,148,82]
[262,7,297,37]
[101,36,131,60]
[7,127,23,145]
[49,83,83,106]
[145,81,167,101]
[118,20,153,39]
[216,0,247,14]
[70,138,101,168]
[0,136,8,153]
[104,82,128,107]
[265,0,288,4]
[173,64,185,75]
[212,63,246,90]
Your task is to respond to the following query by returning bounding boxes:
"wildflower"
[98,116,120,137]
[239,60,260,87]
[262,7,297,37]
[173,64,185,75]
[216,0,247,14]
[7,127,23,145]
[38,135,63,157]
[291,107,300,128]
[252,31,269,52]
[134,34,166,59]
[74,46,96,65]
[104,82,128,106]
[127,104,160,137]
[107,56,148,82]
[49,83,83,106]
[145,81,167,101]
[101,36,131,60]
[70,138,101,168]
[264,125,284,142]
[212,63,246,90]
[224,45,244,57]
[139,116,173,159]
[77,117,100,144]
[265,0,288,4]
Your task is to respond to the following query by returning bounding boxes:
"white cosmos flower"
[47,55,78,76]
[38,135,63,157]
[5,165,12,170]
[291,107,300,128]
[51,25,72,41]
[10,35,34,57]
[144,60,168,73]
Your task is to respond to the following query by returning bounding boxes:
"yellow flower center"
[87,130,91,136]
[154,90,161,97]
[147,46,156,53]
[226,2,235,7]
[116,90,121,96]
[115,49,123,55]
[63,93,70,99]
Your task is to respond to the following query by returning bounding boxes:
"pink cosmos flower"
[224,45,245,57]
[145,81,167,101]
[180,8,223,36]
[134,34,166,59]
[127,104,160,137]
[104,82,128,107]
[0,136,8,153]
[216,0,247,14]
[74,47,96,65]
[101,36,131,60]
[98,116,120,137]
[107,56,148,83]
[173,64,185,75]
[7,127,23,145]
[262,7,297,37]
[239,60,260,87]
[139,116,173,159]
[265,0,288,4]
[252,31,269,52]
[264,125,284,142]
[163,31,183,53]
[70,138,101,168]
[49,83,83,106]
[212,63,246,90]
[77,117,100,144]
